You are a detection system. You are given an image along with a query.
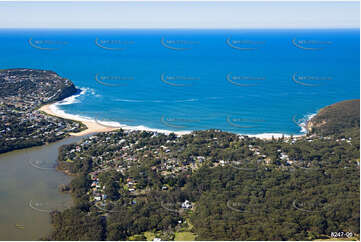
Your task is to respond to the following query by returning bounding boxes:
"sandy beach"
[39,103,191,137]
[39,103,306,140]
[39,104,119,136]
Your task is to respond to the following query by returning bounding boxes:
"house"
[181,200,192,209]
[280,153,289,160]
[197,156,205,162]
[162,185,168,190]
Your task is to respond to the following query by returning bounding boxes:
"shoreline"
[39,104,119,136]
[39,101,308,140]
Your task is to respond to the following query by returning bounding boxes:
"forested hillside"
[308,99,360,137]
[46,100,360,241]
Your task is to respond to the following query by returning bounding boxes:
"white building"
[181,200,192,209]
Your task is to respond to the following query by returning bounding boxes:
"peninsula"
[0,68,87,154]
[0,68,118,154]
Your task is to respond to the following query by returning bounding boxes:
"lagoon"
[0,136,83,240]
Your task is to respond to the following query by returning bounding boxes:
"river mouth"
[0,135,84,240]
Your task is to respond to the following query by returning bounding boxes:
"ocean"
[0,29,359,135]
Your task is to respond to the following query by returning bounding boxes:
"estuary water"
[0,136,83,240]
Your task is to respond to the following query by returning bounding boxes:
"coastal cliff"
[307,99,360,136]
[0,68,77,104]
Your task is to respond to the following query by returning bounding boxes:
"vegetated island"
[47,99,359,240]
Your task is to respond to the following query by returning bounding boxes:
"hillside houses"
[0,69,84,154]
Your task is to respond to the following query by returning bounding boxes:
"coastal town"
[59,128,358,205]
[55,117,359,240]
[0,69,85,153]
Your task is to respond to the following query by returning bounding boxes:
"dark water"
[0,136,83,240]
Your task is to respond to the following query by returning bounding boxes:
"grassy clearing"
[174,232,196,241]
[144,231,156,241]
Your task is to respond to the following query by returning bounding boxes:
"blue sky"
[0,1,359,29]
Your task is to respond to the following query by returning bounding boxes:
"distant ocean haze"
[1,28,359,135]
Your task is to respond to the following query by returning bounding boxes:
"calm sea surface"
[0,29,359,134]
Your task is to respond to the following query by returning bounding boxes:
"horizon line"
[0,27,359,30]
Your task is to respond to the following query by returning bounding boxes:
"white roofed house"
[280,152,289,160]
[181,200,192,209]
